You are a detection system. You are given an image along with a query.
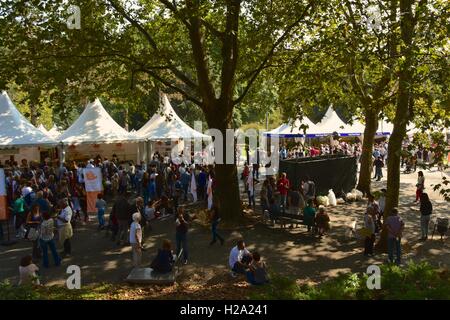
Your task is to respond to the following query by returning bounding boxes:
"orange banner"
[86,191,101,214]
[0,196,8,221]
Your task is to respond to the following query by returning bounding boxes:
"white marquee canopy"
[137,94,210,140]
[0,91,58,147]
[58,98,140,145]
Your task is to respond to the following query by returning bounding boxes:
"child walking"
[95,193,107,230]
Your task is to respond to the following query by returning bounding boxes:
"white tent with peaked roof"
[0,91,57,147]
[137,94,210,140]
[58,98,140,145]
[37,124,51,137]
[264,117,319,137]
[47,125,62,139]
[310,106,348,136]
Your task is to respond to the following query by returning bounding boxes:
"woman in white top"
[415,171,425,202]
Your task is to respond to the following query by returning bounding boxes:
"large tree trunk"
[205,101,243,222]
[357,107,379,195]
[376,0,414,252]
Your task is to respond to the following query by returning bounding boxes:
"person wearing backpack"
[302,176,316,201]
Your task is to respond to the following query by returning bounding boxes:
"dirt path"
[1,167,448,292]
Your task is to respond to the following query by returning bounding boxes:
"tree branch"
[220,0,240,104]
[233,1,314,105]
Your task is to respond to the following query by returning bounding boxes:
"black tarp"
[278,155,357,196]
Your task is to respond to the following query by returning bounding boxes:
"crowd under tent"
[0,91,57,163]
[137,94,210,159]
[58,98,142,163]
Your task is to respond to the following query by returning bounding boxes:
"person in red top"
[242,163,250,192]
[277,172,290,213]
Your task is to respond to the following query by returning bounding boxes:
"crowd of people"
[0,152,226,284]
[1,137,444,286]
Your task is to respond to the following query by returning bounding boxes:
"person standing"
[129,212,143,267]
[386,208,404,265]
[363,207,376,256]
[197,167,207,201]
[419,193,433,241]
[26,204,42,261]
[415,171,425,202]
[277,173,290,213]
[175,208,189,264]
[302,176,316,201]
[56,198,73,257]
[95,193,107,230]
[39,211,61,268]
[113,194,131,246]
[373,156,384,181]
[209,206,224,246]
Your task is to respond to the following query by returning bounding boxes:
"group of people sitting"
[228,239,269,285]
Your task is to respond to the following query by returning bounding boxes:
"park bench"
[125,248,184,285]
[262,210,308,230]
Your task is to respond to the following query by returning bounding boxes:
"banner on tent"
[84,168,103,213]
[0,169,8,220]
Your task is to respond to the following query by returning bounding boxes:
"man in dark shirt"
[197,168,207,200]
[113,193,131,246]
[373,156,384,181]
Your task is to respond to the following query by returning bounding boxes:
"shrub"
[249,261,450,300]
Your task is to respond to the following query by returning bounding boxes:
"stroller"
[432,217,449,240]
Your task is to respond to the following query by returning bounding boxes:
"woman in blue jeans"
[39,212,61,268]
[175,209,189,264]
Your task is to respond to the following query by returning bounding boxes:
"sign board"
[83,167,103,192]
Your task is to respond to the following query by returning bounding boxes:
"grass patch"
[249,261,450,300]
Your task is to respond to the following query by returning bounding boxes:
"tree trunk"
[376,0,414,252]
[205,101,243,222]
[357,108,379,195]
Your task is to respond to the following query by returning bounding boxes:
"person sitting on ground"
[150,239,175,274]
[229,239,252,277]
[315,206,330,237]
[303,199,316,234]
[246,251,269,285]
[19,255,40,286]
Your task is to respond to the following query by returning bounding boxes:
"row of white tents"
[263,107,395,138]
[0,91,209,148]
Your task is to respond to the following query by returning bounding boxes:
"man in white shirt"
[57,199,73,256]
[129,212,143,267]
[229,240,252,277]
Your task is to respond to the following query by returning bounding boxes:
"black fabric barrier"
[278,155,358,196]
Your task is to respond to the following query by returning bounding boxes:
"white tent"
[137,94,210,140]
[38,124,51,136]
[310,106,348,136]
[58,98,140,145]
[264,117,318,137]
[47,125,62,139]
[0,91,57,147]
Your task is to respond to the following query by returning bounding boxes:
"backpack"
[306,181,315,198]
